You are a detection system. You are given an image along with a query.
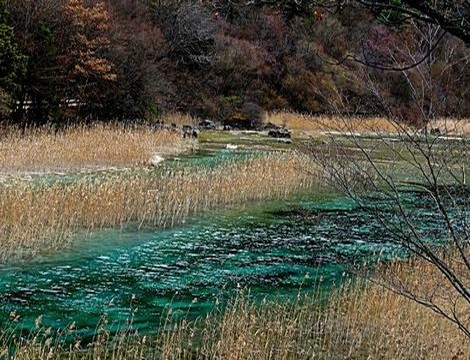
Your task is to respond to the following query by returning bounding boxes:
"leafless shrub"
[306,21,470,337]
[154,1,216,66]
[242,101,265,129]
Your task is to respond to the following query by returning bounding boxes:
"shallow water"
[1,149,466,340]
[0,188,454,339]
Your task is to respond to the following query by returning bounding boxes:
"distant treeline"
[0,0,468,126]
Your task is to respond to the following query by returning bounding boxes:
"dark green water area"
[0,149,467,342]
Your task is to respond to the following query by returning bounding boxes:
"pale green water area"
[0,148,466,341]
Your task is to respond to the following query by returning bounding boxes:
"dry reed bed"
[0,153,317,261]
[196,282,469,359]
[0,125,193,174]
[4,258,469,359]
[267,111,402,134]
[160,112,199,126]
[190,259,469,359]
[267,110,470,136]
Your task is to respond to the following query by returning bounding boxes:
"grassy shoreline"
[2,258,468,360]
[0,151,318,262]
[0,124,195,176]
[266,111,470,136]
[0,122,318,261]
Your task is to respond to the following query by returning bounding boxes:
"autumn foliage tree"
[243,0,470,44]
[3,0,114,124]
[0,0,468,124]
[60,0,116,117]
[101,0,168,119]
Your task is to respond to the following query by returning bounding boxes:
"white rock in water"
[226,144,238,150]
[150,154,165,166]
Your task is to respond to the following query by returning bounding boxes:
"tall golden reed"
[0,153,317,261]
[4,259,469,359]
[266,110,470,136]
[0,124,194,174]
[266,111,402,133]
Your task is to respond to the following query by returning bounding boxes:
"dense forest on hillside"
[0,0,468,126]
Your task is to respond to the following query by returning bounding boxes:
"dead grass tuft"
[0,124,194,174]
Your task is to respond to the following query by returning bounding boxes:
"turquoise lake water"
[0,190,451,339]
[0,149,465,340]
